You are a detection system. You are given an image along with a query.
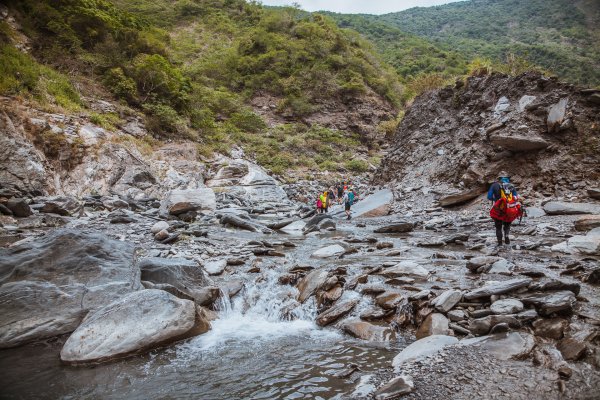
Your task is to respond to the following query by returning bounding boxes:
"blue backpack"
[347,191,355,205]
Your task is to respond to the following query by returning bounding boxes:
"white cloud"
[258,0,463,15]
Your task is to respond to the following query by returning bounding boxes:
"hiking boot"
[504,236,510,245]
[497,239,503,247]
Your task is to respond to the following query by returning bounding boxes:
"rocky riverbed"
[1,171,599,399]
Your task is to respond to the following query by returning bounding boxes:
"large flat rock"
[460,332,535,360]
[543,201,600,216]
[311,244,345,259]
[159,188,216,216]
[0,281,86,348]
[340,319,396,342]
[60,289,204,364]
[0,229,141,347]
[438,188,484,207]
[139,257,212,301]
[464,278,532,300]
[379,261,429,281]
[392,335,458,368]
[331,189,393,218]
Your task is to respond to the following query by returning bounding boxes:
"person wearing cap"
[488,171,518,203]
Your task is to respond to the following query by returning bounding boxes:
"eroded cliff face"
[377,72,600,204]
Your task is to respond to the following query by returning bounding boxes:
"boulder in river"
[138,257,213,303]
[220,213,272,234]
[316,299,358,326]
[392,335,458,368]
[373,221,414,234]
[0,229,140,347]
[588,188,600,200]
[464,278,532,300]
[297,269,329,303]
[60,289,206,364]
[340,319,396,342]
[431,289,462,313]
[39,196,82,216]
[379,261,429,281]
[4,198,32,217]
[311,244,345,259]
[466,256,504,273]
[0,281,86,348]
[416,313,450,339]
[543,201,600,215]
[159,188,216,216]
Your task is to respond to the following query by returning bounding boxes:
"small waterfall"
[187,267,337,351]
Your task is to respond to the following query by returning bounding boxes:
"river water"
[0,225,409,399]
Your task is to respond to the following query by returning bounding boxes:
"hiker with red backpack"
[488,172,523,246]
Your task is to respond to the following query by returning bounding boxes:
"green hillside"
[376,0,600,86]
[1,0,402,175]
[323,13,468,81]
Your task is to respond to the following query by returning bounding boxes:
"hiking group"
[316,182,357,220]
[488,171,525,247]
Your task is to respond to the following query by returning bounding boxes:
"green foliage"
[325,12,468,84]
[376,0,600,86]
[345,159,369,173]
[0,44,80,109]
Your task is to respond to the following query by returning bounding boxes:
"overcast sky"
[258,0,463,15]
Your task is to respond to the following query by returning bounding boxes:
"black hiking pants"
[493,218,511,244]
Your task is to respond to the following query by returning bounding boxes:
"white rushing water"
[178,267,341,354]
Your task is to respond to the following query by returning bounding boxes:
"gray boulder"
[297,269,329,303]
[431,289,462,313]
[160,188,216,216]
[39,196,82,216]
[438,188,483,207]
[316,299,358,326]
[543,201,600,215]
[5,198,33,217]
[60,289,207,363]
[0,281,86,348]
[460,332,535,360]
[138,257,213,303]
[464,278,532,300]
[374,221,415,233]
[311,244,345,259]
[392,335,458,368]
[340,319,396,342]
[0,229,140,347]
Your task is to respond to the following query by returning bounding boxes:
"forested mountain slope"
[376,0,600,86]
[0,0,401,176]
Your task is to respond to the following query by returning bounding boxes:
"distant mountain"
[323,13,468,81]
[375,0,600,86]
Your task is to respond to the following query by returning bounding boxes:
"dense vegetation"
[374,0,600,86]
[0,0,400,175]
